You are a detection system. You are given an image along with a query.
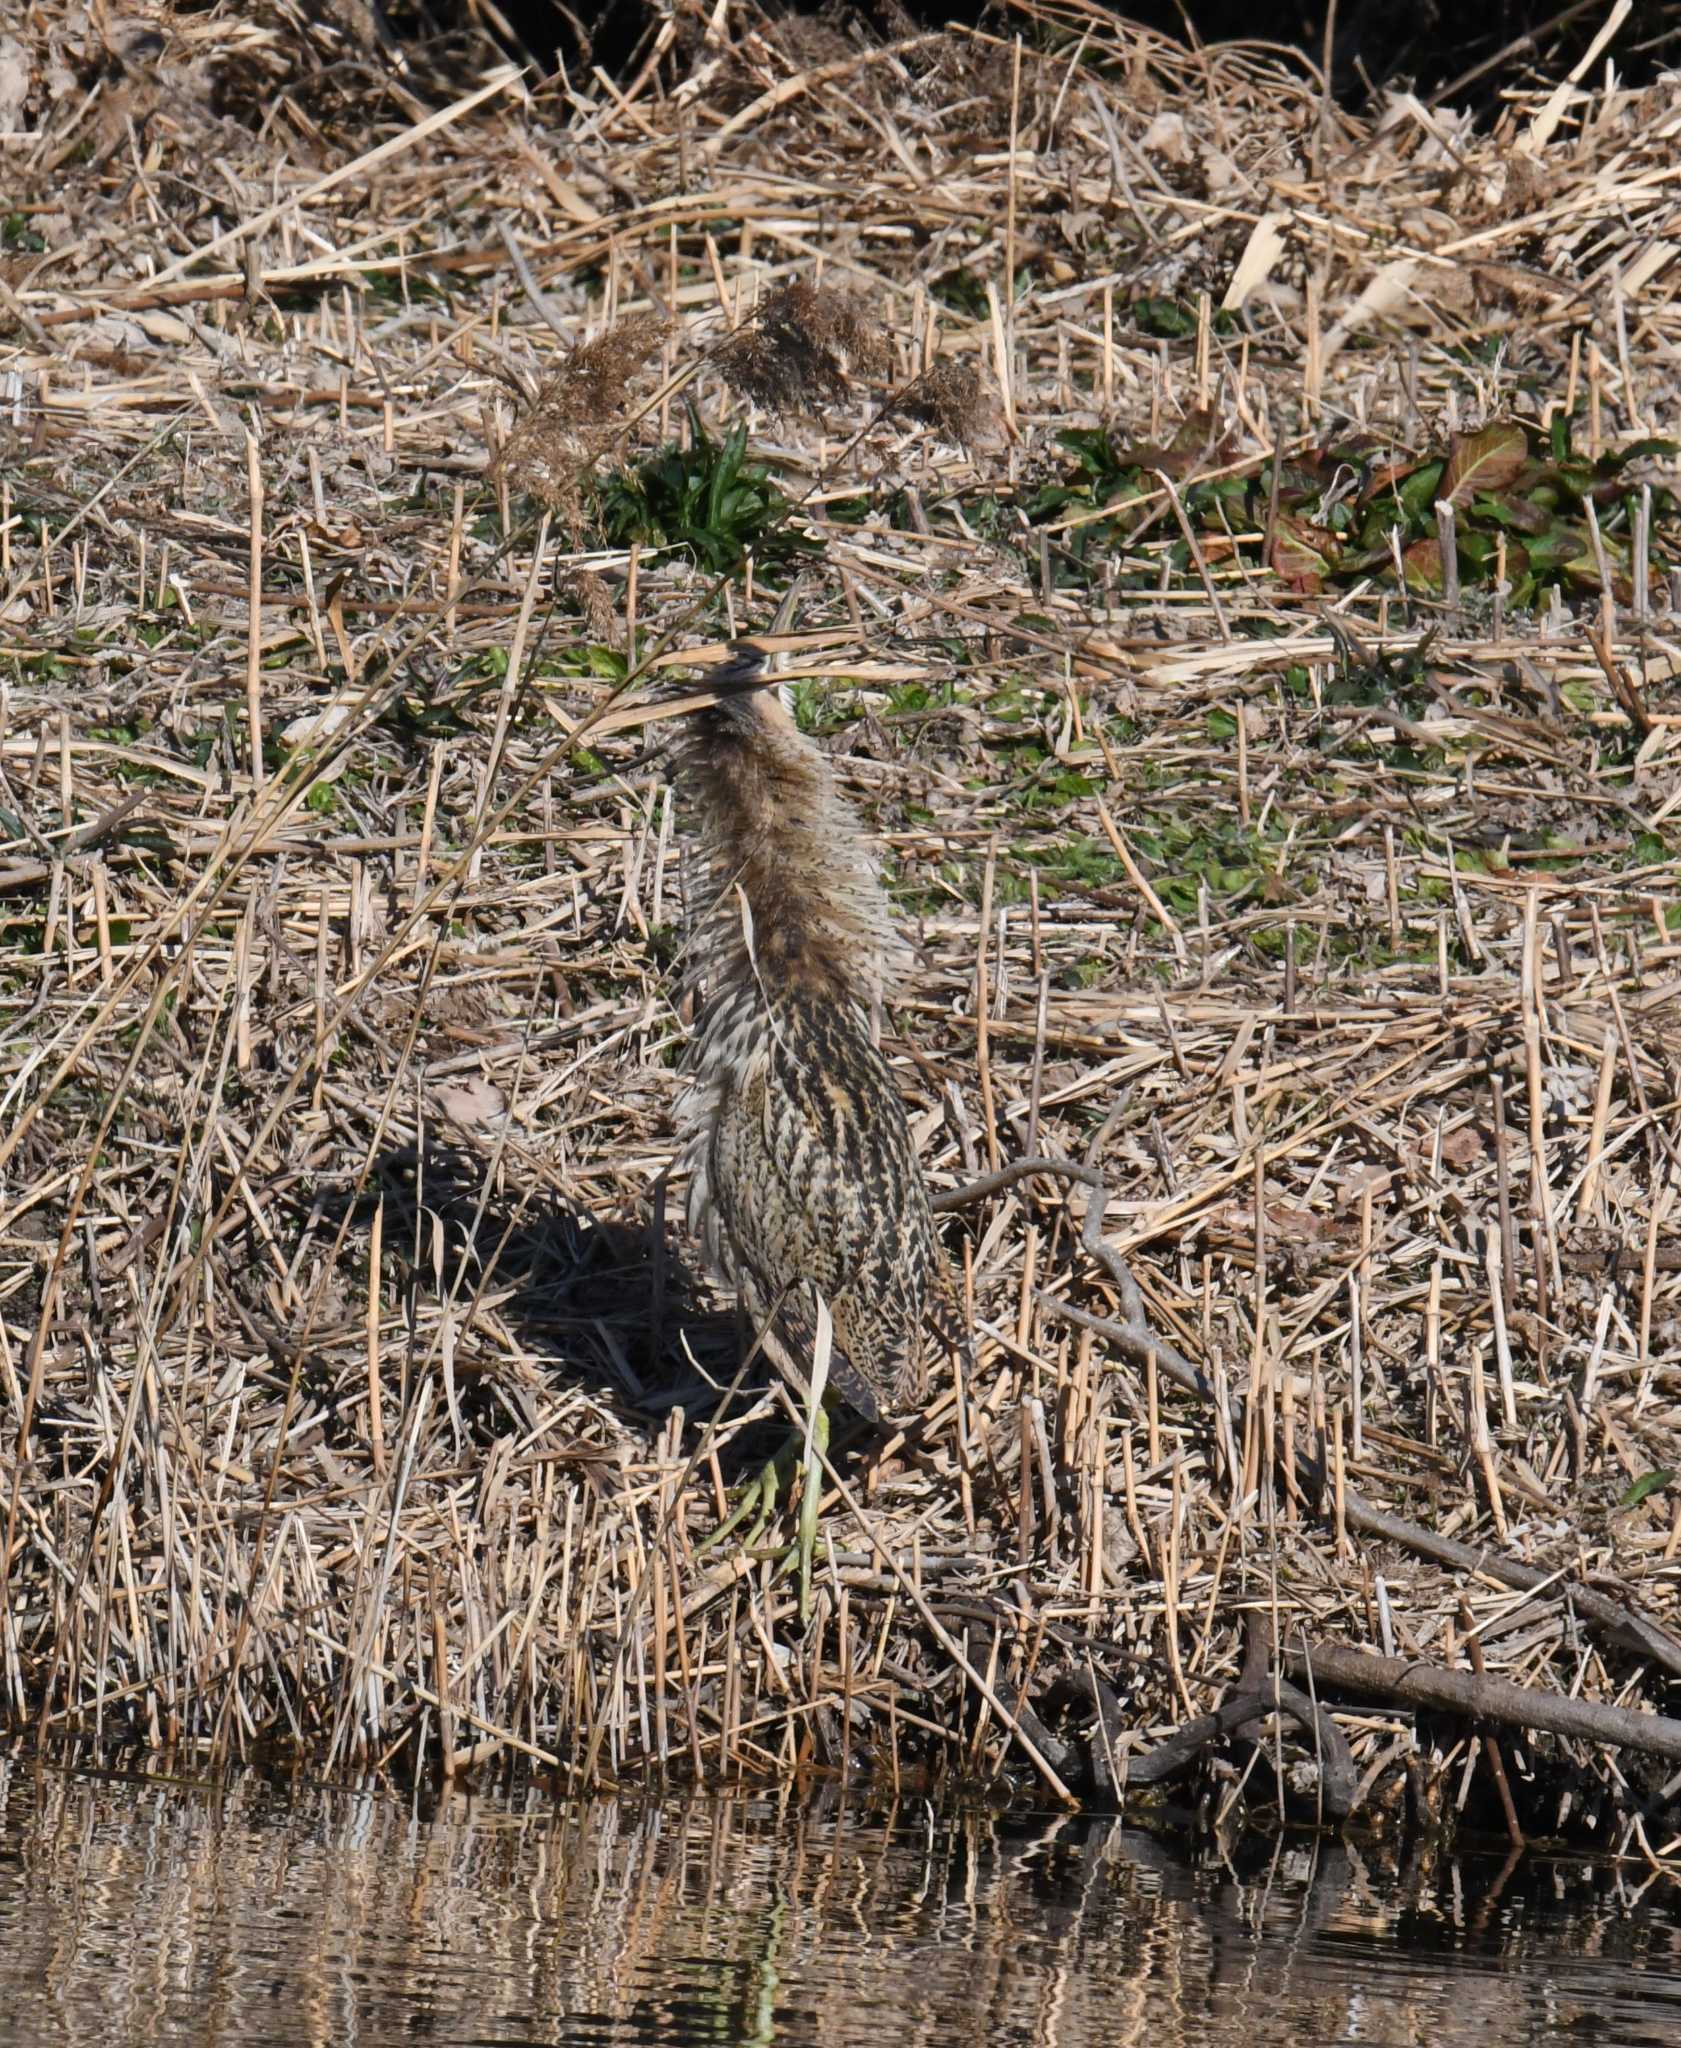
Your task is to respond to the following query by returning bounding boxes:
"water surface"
[0,1759,1677,2046]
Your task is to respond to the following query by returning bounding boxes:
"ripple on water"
[0,1764,1678,2048]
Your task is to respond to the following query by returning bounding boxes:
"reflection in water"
[0,1758,1678,2047]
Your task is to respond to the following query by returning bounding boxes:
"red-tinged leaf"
[1103,439,1173,472]
[1443,421,1529,506]
[1359,456,1431,506]
[1438,1125,1486,1170]
[1402,538,1444,593]
[1268,513,1337,591]
[1122,407,1228,480]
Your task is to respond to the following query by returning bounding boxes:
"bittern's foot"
[697,1410,831,1626]
[699,1437,800,1555]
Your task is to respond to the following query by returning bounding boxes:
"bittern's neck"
[677,693,899,1008]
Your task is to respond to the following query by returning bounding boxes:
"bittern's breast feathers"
[683,988,939,1418]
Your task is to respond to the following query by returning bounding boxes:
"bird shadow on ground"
[295,1141,804,1480]
[243,1140,899,1488]
[363,1139,739,1399]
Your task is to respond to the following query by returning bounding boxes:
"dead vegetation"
[1,0,1680,1849]
[494,307,673,525]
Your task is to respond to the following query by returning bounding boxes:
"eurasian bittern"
[670,615,951,1600]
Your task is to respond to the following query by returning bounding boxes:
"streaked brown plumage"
[671,646,948,1423]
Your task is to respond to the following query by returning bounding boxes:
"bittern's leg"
[793,1298,836,1623]
[796,1403,828,1625]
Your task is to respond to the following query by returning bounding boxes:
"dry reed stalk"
[0,0,1677,1839]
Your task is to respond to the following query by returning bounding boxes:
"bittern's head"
[692,579,804,732]
[700,637,797,733]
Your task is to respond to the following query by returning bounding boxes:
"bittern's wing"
[741,1000,936,1417]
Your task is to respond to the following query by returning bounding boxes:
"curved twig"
[936,1155,1212,1399]
[1091,1616,1358,1816]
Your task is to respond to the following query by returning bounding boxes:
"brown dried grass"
[0,0,1679,1840]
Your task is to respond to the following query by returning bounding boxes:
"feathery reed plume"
[892,358,987,445]
[493,310,671,525]
[670,636,947,1421]
[715,281,891,413]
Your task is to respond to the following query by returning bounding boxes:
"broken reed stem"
[246,431,264,779]
[1459,1595,1525,1846]
[975,836,1000,1171]
[367,1194,387,1477]
[1004,35,1022,344]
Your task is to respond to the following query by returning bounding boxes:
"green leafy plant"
[595,408,816,573]
[1027,409,1246,589]
[1128,815,1294,917]
[1129,297,1238,341]
[1264,416,1677,604]
[1030,409,1677,610]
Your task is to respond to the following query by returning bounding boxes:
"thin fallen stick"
[1284,1638,1681,1767]
[245,433,264,781]
[499,225,572,342]
[936,1155,1212,1393]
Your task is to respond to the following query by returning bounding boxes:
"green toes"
[699,1404,831,1626]
[700,1441,797,1554]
